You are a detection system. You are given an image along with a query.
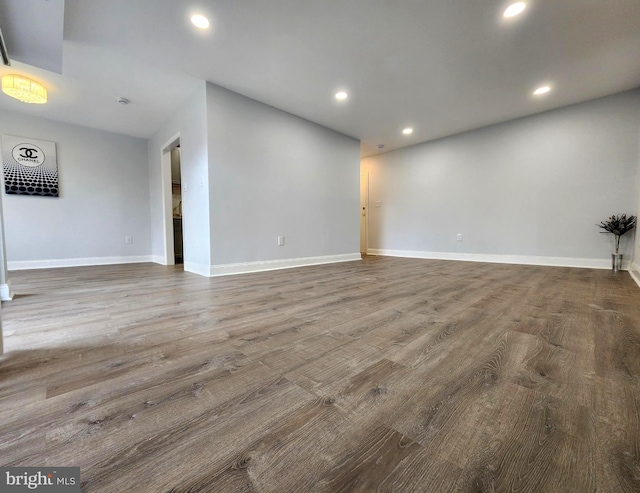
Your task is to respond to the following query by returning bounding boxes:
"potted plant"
[597,214,637,272]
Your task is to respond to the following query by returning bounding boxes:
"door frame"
[360,172,369,254]
[160,132,180,265]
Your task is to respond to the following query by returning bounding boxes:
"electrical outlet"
[456,233,463,242]
[125,236,133,244]
[277,236,284,246]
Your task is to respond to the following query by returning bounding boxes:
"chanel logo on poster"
[12,144,45,167]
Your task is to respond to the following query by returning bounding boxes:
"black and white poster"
[2,135,58,197]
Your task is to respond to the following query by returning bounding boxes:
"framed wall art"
[2,135,58,197]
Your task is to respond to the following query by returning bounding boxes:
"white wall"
[631,108,640,282]
[0,110,151,268]
[205,83,361,274]
[147,83,211,274]
[148,104,178,263]
[362,90,640,269]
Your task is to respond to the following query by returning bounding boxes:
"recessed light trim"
[503,2,526,18]
[191,14,210,29]
[402,128,413,135]
[533,85,551,95]
[335,91,348,100]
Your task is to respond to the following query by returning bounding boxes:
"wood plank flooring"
[1,256,639,492]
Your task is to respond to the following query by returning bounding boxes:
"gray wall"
[148,83,211,273]
[170,149,181,183]
[0,110,151,267]
[362,90,640,266]
[205,83,361,267]
[148,81,360,275]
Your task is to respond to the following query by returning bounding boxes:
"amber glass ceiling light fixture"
[1,74,47,104]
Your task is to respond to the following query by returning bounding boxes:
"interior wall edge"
[629,261,640,287]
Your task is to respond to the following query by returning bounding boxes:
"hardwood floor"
[1,256,639,492]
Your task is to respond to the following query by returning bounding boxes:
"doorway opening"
[170,147,183,264]
[161,134,182,267]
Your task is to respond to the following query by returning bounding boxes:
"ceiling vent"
[0,27,10,66]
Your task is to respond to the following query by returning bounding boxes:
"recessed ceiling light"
[503,2,526,18]
[402,128,413,135]
[335,91,348,100]
[533,85,551,95]
[191,14,210,29]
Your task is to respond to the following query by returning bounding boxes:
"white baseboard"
[184,261,211,277]
[367,249,629,270]
[629,262,640,288]
[0,281,13,301]
[7,255,154,271]
[208,253,362,277]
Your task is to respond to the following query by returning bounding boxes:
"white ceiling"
[0,0,64,73]
[1,0,639,157]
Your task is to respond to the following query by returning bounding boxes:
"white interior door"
[360,173,368,254]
